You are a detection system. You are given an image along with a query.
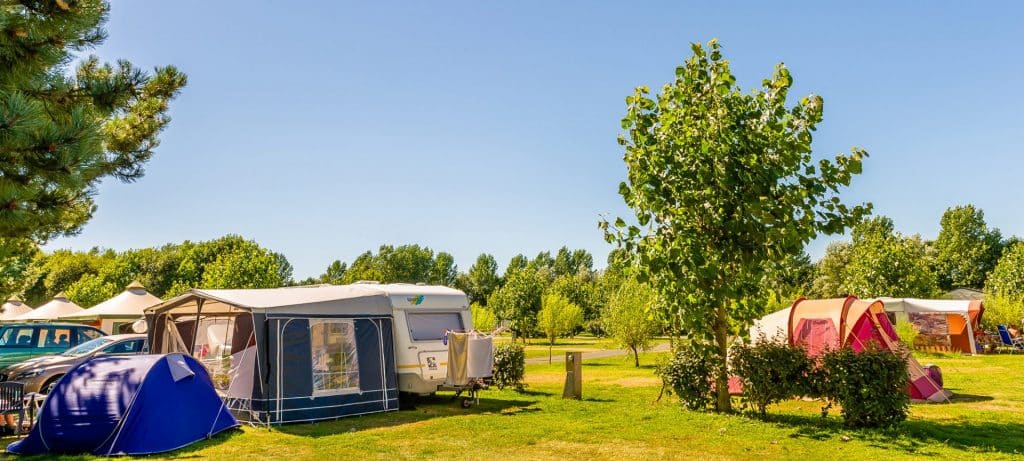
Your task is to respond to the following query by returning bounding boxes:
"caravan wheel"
[460,397,473,409]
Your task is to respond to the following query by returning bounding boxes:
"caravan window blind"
[310,320,360,395]
[407,312,464,341]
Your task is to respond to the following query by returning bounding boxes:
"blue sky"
[47,1,1024,279]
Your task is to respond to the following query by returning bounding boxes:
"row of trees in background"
[3,235,293,307]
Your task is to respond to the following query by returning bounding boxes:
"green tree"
[986,242,1024,299]
[932,205,1003,290]
[339,244,451,285]
[201,249,290,290]
[603,279,661,367]
[536,293,583,363]
[428,251,457,286]
[166,235,292,296]
[0,238,38,298]
[0,1,186,242]
[21,248,113,304]
[843,217,938,298]
[504,254,529,277]
[490,266,545,342]
[548,273,597,323]
[810,241,852,298]
[459,253,501,305]
[318,260,348,284]
[603,40,869,411]
[984,242,1024,328]
[470,302,498,332]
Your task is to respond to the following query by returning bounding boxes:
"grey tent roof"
[146,284,394,316]
[145,283,468,317]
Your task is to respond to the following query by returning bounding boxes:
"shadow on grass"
[946,392,994,403]
[759,411,1024,456]
[270,394,541,439]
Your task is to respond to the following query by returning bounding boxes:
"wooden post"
[562,351,582,399]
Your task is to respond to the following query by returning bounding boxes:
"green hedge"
[821,347,910,428]
[730,337,815,415]
[492,343,526,391]
[657,344,718,411]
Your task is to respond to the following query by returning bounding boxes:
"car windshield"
[61,337,116,357]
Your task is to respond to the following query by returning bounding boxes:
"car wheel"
[42,375,63,394]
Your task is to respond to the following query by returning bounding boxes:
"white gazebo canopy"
[12,292,83,321]
[0,295,33,321]
[62,281,163,320]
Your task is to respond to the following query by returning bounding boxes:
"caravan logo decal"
[407,295,424,306]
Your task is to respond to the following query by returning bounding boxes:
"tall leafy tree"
[166,235,292,296]
[843,216,937,298]
[21,247,112,304]
[810,241,852,298]
[986,242,1024,298]
[504,254,529,277]
[490,266,545,342]
[318,260,348,284]
[603,40,869,411]
[0,0,186,242]
[536,293,583,363]
[548,273,598,321]
[0,237,37,298]
[984,242,1024,327]
[604,279,661,367]
[932,205,1003,290]
[428,251,457,286]
[459,253,501,305]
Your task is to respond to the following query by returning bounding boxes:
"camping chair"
[997,325,1024,353]
[0,382,25,436]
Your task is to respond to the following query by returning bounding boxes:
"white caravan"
[368,283,474,394]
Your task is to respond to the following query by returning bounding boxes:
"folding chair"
[0,382,25,436]
[997,325,1024,353]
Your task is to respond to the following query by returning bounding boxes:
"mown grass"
[2,351,1022,460]
[493,335,619,361]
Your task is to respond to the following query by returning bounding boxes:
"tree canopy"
[338,244,456,285]
[457,253,501,305]
[932,205,1003,290]
[841,217,937,298]
[603,278,661,367]
[603,40,869,411]
[0,0,186,243]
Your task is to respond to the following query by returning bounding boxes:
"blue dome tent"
[7,353,238,456]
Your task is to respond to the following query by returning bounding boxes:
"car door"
[35,326,75,356]
[100,339,145,356]
[0,326,41,369]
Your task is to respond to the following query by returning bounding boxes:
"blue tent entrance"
[7,353,238,456]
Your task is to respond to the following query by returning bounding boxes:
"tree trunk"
[549,342,553,364]
[714,303,732,412]
[631,345,639,367]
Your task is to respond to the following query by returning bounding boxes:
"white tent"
[12,292,84,321]
[62,281,163,333]
[0,295,33,321]
[750,306,792,342]
[874,297,984,354]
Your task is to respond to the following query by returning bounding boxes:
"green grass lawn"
[3,351,1022,460]
[492,334,668,361]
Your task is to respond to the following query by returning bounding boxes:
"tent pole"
[190,298,205,354]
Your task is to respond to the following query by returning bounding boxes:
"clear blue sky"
[46,1,1024,279]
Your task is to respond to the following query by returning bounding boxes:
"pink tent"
[785,297,950,403]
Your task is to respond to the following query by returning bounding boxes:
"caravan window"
[310,320,360,395]
[407,312,464,341]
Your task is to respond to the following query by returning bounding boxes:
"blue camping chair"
[996,325,1024,353]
